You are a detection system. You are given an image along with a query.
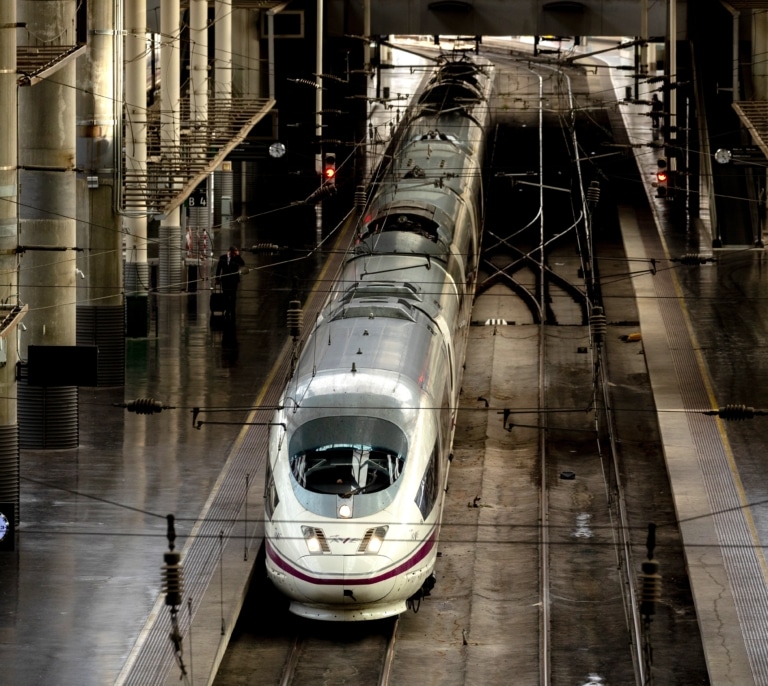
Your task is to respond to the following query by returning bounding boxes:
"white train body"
[265,56,494,620]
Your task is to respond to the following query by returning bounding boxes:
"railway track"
[277,617,398,686]
[463,51,643,684]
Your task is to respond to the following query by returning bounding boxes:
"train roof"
[296,314,436,388]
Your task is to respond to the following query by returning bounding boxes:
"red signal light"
[322,152,336,185]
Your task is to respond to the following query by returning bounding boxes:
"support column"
[753,11,768,101]
[215,1,233,251]
[232,7,261,218]
[187,0,210,280]
[160,0,183,292]
[215,0,232,100]
[125,0,149,334]
[0,0,20,536]
[18,0,78,449]
[191,0,209,143]
[753,11,768,248]
[232,7,261,98]
[77,0,125,385]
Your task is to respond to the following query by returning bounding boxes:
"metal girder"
[16,44,85,86]
[726,1,768,8]
[122,96,275,217]
[179,1,288,7]
[732,101,768,162]
[328,0,671,37]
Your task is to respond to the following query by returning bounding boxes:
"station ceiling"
[329,0,673,38]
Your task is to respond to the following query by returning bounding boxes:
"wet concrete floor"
[0,208,327,686]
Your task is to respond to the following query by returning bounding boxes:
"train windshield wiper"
[342,460,389,498]
[340,484,369,498]
[303,458,327,476]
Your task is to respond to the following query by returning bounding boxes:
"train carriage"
[264,53,494,621]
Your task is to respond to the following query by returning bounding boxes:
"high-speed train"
[264,53,494,621]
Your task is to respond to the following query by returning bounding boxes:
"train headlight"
[301,526,329,554]
[367,533,384,554]
[338,503,352,519]
[359,526,389,554]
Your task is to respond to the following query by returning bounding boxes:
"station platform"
[2,39,768,686]
[597,43,768,684]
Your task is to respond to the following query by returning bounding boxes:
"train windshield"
[289,416,407,496]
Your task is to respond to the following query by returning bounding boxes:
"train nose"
[339,583,391,605]
[299,554,396,604]
[342,554,397,603]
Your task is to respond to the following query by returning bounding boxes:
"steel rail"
[276,617,398,686]
[597,343,646,686]
[377,616,399,686]
[531,63,552,686]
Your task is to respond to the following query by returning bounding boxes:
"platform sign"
[27,345,98,386]
[732,146,762,159]
[189,185,208,208]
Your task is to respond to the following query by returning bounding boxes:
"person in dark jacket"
[215,246,246,318]
[650,93,663,129]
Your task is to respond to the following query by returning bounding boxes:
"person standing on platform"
[650,93,663,130]
[215,246,246,318]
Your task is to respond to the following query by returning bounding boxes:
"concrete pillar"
[160,0,183,293]
[215,1,233,255]
[77,0,125,385]
[753,11,768,101]
[232,8,260,99]
[18,0,78,448]
[188,0,210,278]
[190,0,208,145]
[124,0,149,332]
[215,0,232,100]
[0,0,20,529]
[232,9,260,219]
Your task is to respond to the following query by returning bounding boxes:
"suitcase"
[209,286,227,320]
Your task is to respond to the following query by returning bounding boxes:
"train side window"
[264,461,279,520]
[415,443,439,519]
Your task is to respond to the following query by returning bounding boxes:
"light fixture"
[301,525,329,554]
[361,526,389,554]
[714,148,732,165]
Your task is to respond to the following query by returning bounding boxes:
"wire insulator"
[291,77,322,89]
[718,404,755,420]
[162,550,184,607]
[590,306,607,345]
[587,180,600,206]
[287,300,304,338]
[354,185,367,209]
[676,253,708,265]
[250,243,280,254]
[304,184,337,205]
[124,398,166,414]
[639,558,662,616]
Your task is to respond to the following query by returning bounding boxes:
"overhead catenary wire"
[17,470,768,547]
